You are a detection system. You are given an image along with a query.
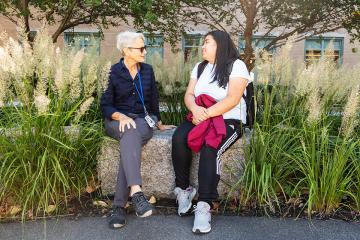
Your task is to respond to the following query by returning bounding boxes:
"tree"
[343,3,360,43]
[178,0,359,69]
[0,0,185,44]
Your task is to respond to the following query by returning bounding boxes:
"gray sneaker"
[174,186,197,216]
[108,206,126,229]
[131,191,153,217]
[192,201,211,234]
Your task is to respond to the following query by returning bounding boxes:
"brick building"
[0,15,359,66]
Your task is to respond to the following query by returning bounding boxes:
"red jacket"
[186,94,226,153]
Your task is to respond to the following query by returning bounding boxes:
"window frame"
[238,35,277,55]
[304,37,344,65]
[64,31,101,55]
[182,33,203,61]
[144,33,164,62]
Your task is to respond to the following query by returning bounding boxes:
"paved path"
[1,214,359,240]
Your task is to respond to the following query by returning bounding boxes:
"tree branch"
[51,0,79,42]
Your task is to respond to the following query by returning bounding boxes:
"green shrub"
[239,41,360,215]
[0,25,108,219]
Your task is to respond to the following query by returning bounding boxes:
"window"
[144,34,164,63]
[304,37,344,65]
[17,30,37,45]
[239,36,277,60]
[29,31,37,42]
[64,32,100,55]
[183,34,203,61]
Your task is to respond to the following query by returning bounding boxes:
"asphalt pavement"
[1,214,359,240]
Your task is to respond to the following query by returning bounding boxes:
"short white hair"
[116,31,145,56]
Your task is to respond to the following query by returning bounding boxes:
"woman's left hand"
[157,121,176,131]
[192,108,211,125]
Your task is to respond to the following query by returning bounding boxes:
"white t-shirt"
[190,59,250,123]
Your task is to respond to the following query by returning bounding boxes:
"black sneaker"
[109,206,126,229]
[131,192,153,217]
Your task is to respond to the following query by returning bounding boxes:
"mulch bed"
[1,190,359,223]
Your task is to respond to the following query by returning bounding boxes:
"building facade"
[1,15,359,66]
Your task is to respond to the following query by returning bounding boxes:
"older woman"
[100,31,174,229]
[172,30,250,234]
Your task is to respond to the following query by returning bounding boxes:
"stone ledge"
[97,128,250,199]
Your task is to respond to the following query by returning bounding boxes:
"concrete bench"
[97,128,250,199]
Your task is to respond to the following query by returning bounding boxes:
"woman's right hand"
[118,115,136,132]
[192,106,209,125]
[111,112,137,132]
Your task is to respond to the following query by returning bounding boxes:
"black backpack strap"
[228,58,255,129]
[197,60,208,79]
[244,81,255,129]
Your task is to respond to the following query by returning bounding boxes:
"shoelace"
[177,189,190,204]
[111,207,124,216]
[192,205,210,215]
[133,193,149,209]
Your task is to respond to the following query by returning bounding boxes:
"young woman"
[172,30,250,234]
[100,31,174,229]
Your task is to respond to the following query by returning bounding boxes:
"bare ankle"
[130,185,142,196]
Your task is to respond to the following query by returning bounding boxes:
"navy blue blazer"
[100,59,161,121]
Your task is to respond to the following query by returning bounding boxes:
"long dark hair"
[204,30,239,88]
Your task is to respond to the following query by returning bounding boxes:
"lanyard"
[133,66,147,114]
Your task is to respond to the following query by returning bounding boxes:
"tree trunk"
[52,27,65,43]
[243,24,254,71]
[19,0,31,42]
[51,1,78,43]
[242,0,257,71]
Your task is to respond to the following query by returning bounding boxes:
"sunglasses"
[128,46,147,53]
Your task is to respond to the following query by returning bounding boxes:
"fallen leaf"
[286,198,296,204]
[85,185,96,194]
[301,190,309,195]
[148,196,156,204]
[228,198,239,211]
[93,200,108,207]
[286,198,302,205]
[27,209,34,219]
[45,205,56,214]
[0,205,6,215]
[67,207,75,214]
[304,208,316,215]
[85,178,100,193]
[9,206,21,216]
[212,202,220,213]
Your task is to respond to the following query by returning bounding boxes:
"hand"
[156,121,176,131]
[192,106,210,125]
[118,115,136,132]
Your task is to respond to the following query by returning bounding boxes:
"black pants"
[172,119,243,205]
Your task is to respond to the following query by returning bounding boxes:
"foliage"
[239,40,360,215]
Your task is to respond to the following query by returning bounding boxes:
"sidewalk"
[1,214,359,240]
